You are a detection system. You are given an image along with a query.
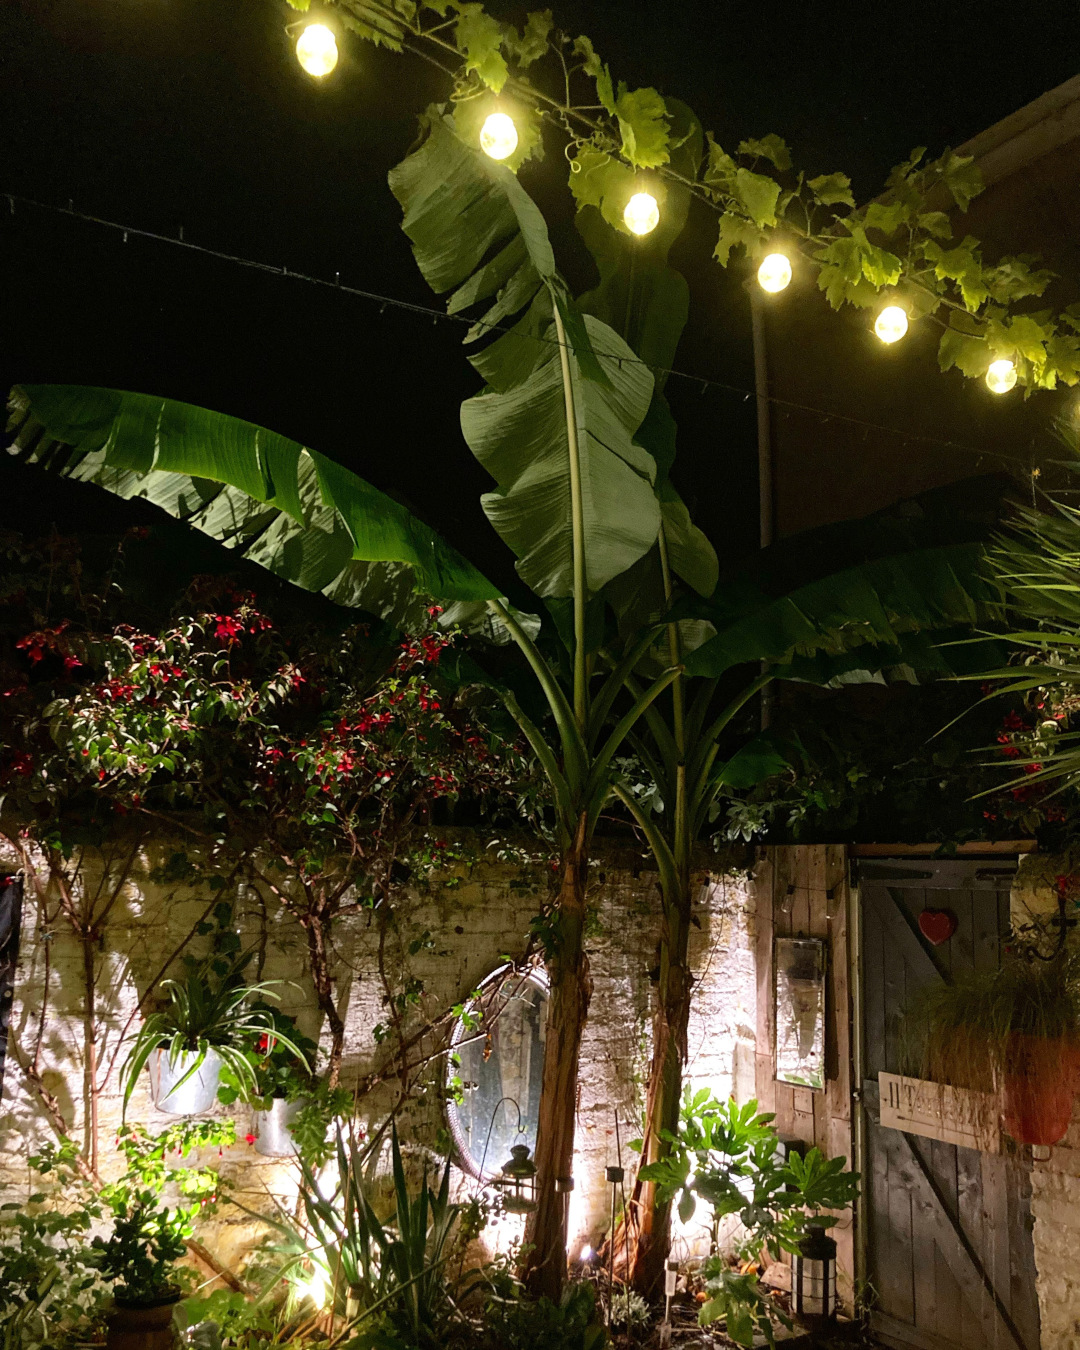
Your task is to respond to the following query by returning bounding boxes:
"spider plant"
[120,960,308,1111]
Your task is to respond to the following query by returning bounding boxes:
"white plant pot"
[252,1096,306,1157]
[149,1047,223,1115]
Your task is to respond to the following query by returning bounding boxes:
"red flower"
[244,1133,255,1145]
[214,614,244,643]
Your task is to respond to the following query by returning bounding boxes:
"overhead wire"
[0,189,1045,475]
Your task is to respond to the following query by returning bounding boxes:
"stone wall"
[0,831,756,1278]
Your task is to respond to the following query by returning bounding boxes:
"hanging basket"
[1001,1034,1080,1147]
[252,1096,306,1157]
[148,1047,223,1115]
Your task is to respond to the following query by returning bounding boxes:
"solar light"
[874,305,909,344]
[624,192,660,236]
[757,253,792,293]
[296,24,338,78]
[479,112,518,161]
[495,1142,537,1213]
[792,1224,837,1321]
[986,358,1018,394]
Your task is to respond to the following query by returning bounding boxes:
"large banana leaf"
[389,112,662,600]
[6,384,499,633]
[685,542,1002,679]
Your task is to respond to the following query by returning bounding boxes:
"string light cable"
[0,190,1046,475]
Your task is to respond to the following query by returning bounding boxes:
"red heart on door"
[918,908,957,945]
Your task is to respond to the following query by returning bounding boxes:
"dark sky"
[1,0,1077,590]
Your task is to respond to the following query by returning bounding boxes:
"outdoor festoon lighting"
[495,1142,537,1213]
[791,1224,837,1322]
[986,358,1018,394]
[757,253,792,293]
[479,112,518,161]
[874,304,909,344]
[624,191,660,236]
[296,23,339,78]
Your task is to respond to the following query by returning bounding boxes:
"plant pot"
[106,1291,181,1350]
[148,1047,223,1115]
[1001,1033,1080,1147]
[252,1095,306,1156]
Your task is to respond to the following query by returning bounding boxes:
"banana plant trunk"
[523,816,593,1299]
[626,880,692,1293]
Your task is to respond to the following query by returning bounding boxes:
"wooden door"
[858,859,1041,1350]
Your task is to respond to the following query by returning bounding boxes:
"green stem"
[551,301,588,730]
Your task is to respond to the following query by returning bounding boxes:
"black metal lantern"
[495,1142,537,1213]
[792,1224,837,1321]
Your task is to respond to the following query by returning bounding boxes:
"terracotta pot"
[105,1292,181,1350]
[1001,1034,1080,1147]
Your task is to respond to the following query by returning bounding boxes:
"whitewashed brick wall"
[0,832,755,1278]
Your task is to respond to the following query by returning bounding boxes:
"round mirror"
[446,965,549,1179]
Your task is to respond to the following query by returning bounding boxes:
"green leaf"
[677,1189,696,1224]
[452,93,544,174]
[660,485,718,598]
[714,736,790,790]
[714,214,761,267]
[937,148,984,211]
[737,134,791,171]
[923,237,989,312]
[572,34,603,77]
[732,168,780,228]
[917,210,953,239]
[462,294,661,597]
[568,147,639,234]
[807,172,855,208]
[614,85,671,169]
[6,386,499,633]
[504,10,552,68]
[454,4,508,91]
[938,318,990,378]
[863,200,910,237]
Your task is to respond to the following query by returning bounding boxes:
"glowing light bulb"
[986,358,1018,394]
[296,24,338,78]
[479,112,518,161]
[623,192,660,236]
[757,253,792,293]
[874,305,909,344]
[299,1266,328,1308]
[580,1244,595,1263]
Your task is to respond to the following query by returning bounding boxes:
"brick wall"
[0,832,755,1277]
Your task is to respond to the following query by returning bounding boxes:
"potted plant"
[904,945,1080,1147]
[121,960,308,1116]
[92,1202,188,1350]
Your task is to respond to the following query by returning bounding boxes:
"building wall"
[0,832,756,1279]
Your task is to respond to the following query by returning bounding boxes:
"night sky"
[1,0,1077,592]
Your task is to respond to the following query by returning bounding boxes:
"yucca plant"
[120,961,308,1111]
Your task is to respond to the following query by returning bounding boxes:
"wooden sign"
[878,1072,1000,1153]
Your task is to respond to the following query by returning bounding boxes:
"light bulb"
[757,253,792,293]
[296,24,338,78]
[299,1266,328,1308]
[479,112,518,161]
[623,192,660,236]
[874,305,909,344]
[579,1244,594,1263]
[986,358,1018,394]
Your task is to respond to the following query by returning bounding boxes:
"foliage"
[286,0,1080,394]
[216,1004,320,1108]
[89,1202,189,1305]
[120,958,308,1111]
[476,1278,607,1350]
[635,1089,858,1346]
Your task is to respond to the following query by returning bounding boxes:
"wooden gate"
[858,859,1041,1350]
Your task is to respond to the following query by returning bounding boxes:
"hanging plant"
[903,940,1080,1147]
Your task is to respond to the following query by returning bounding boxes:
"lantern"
[986,358,1018,394]
[792,1224,837,1321]
[757,253,792,293]
[623,192,660,236]
[296,24,338,78]
[495,1142,537,1213]
[480,112,518,161]
[874,305,909,344]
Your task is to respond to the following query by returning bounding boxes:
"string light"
[874,305,909,344]
[623,192,660,236]
[986,358,1018,394]
[757,253,792,294]
[296,24,338,78]
[479,112,518,161]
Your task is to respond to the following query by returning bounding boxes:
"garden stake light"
[660,1258,678,1347]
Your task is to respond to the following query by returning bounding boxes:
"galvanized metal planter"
[253,1095,305,1156]
[148,1047,223,1115]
